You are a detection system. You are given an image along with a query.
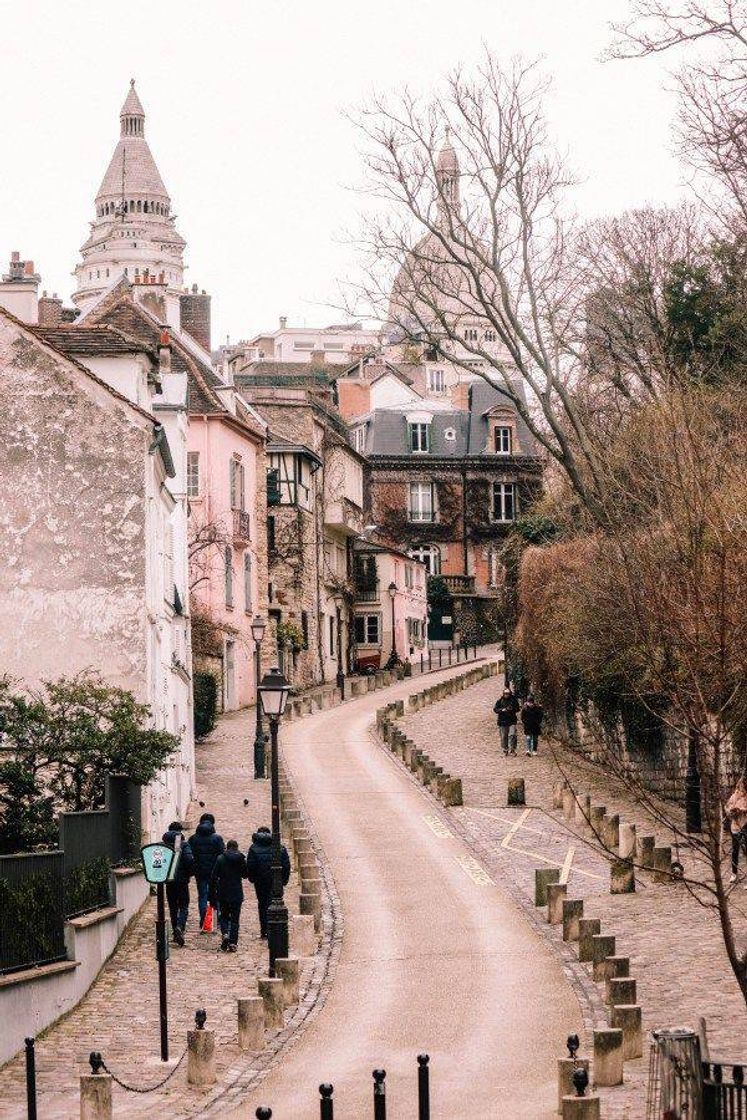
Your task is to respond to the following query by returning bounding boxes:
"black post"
[373,1069,387,1120]
[24,1038,37,1120]
[319,1083,334,1119]
[267,715,289,976]
[438,649,442,668]
[256,1110,272,1120]
[417,1054,430,1120]
[254,640,266,779]
[420,652,424,675]
[155,882,169,1061]
[448,646,452,666]
[686,729,703,833]
[428,651,432,672]
[335,608,345,699]
[390,597,397,661]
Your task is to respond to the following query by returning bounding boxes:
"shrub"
[193,672,218,740]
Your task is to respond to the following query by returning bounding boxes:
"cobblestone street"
[0,709,325,1119]
[399,675,747,1119]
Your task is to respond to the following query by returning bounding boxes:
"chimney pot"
[24,261,35,275]
[11,251,19,263]
[192,283,198,293]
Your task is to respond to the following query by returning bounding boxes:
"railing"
[703,1062,747,1119]
[233,508,251,543]
[354,582,379,603]
[441,574,476,595]
[60,810,112,918]
[0,852,67,973]
[646,1029,703,1119]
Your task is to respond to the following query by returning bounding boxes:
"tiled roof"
[33,325,156,359]
[237,361,332,384]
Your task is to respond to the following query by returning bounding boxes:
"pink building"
[352,542,428,670]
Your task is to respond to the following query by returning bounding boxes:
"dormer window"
[494,426,512,455]
[409,422,430,453]
[427,368,445,394]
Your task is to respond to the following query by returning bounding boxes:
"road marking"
[501,807,532,849]
[456,855,495,886]
[504,842,605,881]
[423,814,453,839]
[559,846,576,885]
[470,806,546,836]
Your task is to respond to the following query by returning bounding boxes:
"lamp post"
[388,581,397,661]
[334,592,345,697]
[251,615,267,779]
[258,666,291,976]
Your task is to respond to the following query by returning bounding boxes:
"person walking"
[209,840,248,951]
[725,778,747,885]
[521,694,544,756]
[493,687,520,756]
[161,821,194,947]
[189,812,225,929]
[246,826,291,940]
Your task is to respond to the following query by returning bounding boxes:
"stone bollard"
[257,977,285,1029]
[610,1004,643,1060]
[590,934,616,981]
[187,1022,217,1087]
[440,777,463,807]
[552,782,566,810]
[291,913,317,957]
[508,777,526,806]
[652,846,672,883]
[618,822,636,860]
[80,1071,113,1120]
[601,813,619,850]
[274,957,300,1008]
[578,918,601,963]
[609,977,637,1008]
[637,835,656,869]
[535,868,561,906]
[610,859,636,894]
[295,837,314,860]
[592,1028,624,1087]
[561,1096,601,1120]
[238,996,265,1052]
[589,806,606,837]
[602,956,630,1001]
[547,883,568,925]
[562,899,584,942]
[562,789,575,822]
[574,795,591,828]
[300,891,321,932]
[557,1058,591,1114]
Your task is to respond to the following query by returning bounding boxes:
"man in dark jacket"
[161,822,194,947]
[493,688,520,755]
[188,813,225,928]
[520,694,544,756]
[209,840,247,951]
[246,827,291,939]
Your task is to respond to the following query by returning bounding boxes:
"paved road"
[236,672,580,1119]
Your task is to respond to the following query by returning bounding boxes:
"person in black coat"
[520,695,544,756]
[246,827,291,939]
[188,813,225,928]
[161,822,194,947]
[209,840,248,951]
[493,688,520,755]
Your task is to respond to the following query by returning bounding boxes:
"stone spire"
[436,129,460,216]
[73,81,186,313]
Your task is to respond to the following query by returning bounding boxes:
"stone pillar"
[187,1027,217,1086]
[291,913,317,957]
[300,891,321,932]
[274,957,300,1008]
[603,958,630,1003]
[440,777,463,807]
[258,977,285,1029]
[609,977,637,1008]
[557,1058,590,1114]
[652,846,672,882]
[574,795,591,828]
[610,1004,643,1060]
[562,789,575,822]
[618,822,636,860]
[578,918,601,962]
[552,782,566,810]
[547,883,568,925]
[238,996,265,1051]
[535,868,561,906]
[295,837,314,860]
[562,899,584,942]
[592,1028,624,1087]
[637,835,655,869]
[610,859,635,894]
[589,806,606,837]
[561,1096,601,1120]
[508,777,526,806]
[601,813,619,850]
[591,934,616,981]
[80,1074,113,1120]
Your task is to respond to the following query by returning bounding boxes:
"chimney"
[158,328,172,376]
[279,315,287,329]
[179,283,211,352]
[38,291,64,327]
[0,250,41,323]
[336,378,371,421]
[310,349,326,365]
[451,380,470,410]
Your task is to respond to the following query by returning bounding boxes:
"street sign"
[441,615,452,624]
[140,843,176,884]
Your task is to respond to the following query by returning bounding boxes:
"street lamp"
[251,615,267,780]
[388,581,397,660]
[333,592,345,698]
[258,666,291,976]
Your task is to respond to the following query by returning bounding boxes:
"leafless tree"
[188,514,231,595]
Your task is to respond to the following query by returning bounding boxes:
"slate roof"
[33,325,156,360]
[236,361,332,387]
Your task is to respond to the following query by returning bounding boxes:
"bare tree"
[188,514,231,595]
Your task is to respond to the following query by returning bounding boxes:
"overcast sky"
[2,0,687,345]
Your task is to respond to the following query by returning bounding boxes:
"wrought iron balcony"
[354,582,380,603]
[233,509,251,544]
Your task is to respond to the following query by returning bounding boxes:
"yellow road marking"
[470,806,546,837]
[505,842,605,881]
[501,807,532,849]
[559,846,575,885]
[423,814,453,839]
[456,855,495,886]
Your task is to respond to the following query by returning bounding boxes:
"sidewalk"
[397,675,747,1120]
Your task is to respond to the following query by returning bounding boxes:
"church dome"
[96,80,170,202]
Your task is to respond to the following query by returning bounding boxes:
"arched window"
[409,545,441,577]
[136,200,142,212]
[143,200,148,213]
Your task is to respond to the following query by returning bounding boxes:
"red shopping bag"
[202,904,215,933]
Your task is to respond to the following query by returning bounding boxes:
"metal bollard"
[448,646,452,666]
[420,653,424,674]
[418,1054,430,1120]
[373,1068,387,1120]
[319,1082,334,1119]
[25,1037,37,1120]
[256,1109,272,1119]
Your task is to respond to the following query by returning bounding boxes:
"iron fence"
[703,1062,747,1119]
[645,1028,747,1120]
[60,811,112,918]
[0,851,67,973]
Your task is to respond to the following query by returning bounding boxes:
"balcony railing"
[354,582,380,603]
[441,574,476,595]
[233,509,251,544]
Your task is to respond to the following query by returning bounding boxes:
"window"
[244,553,253,613]
[410,544,441,576]
[494,426,512,455]
[488,548,503,588]
[463,328,478,342]
[407,617,424,645]
[409,422,430,453]
[267,515,276,553]
[352,425,366,454]
[444,428,456,442]
[355,614,380,645]
[485,329,496,342]
[408,482,435,522]
[492,482,516,523]
[230,458,245,510]
[427,368,445,393]
[405,564,414,589]
[224,546,234,607]
[186,451,200,498]
[164,524,174,604]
